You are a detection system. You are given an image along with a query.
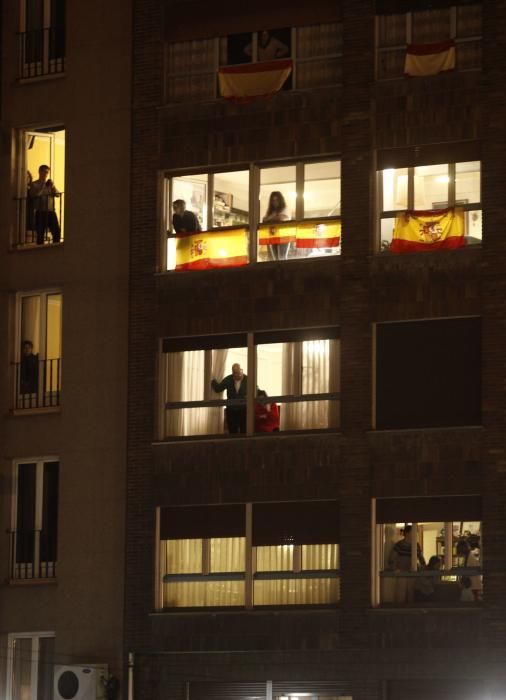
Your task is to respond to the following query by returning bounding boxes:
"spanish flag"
[295,220,341,249]
[218,59,292,101]
[391,207,465,253]
[404,40,455,77]
[175,227,249,270]
[258,221,297,246]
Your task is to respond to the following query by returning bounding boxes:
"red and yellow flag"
[391,207,465,253]
[404,40,455,77]
[295,220,341,249]
[258,221,297,246]
[175,227,249,270]
[218,59,292,101]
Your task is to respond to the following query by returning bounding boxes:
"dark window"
[376,318,481,429]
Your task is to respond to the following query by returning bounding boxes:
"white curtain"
[281,340,336,430]
[165,349,228,437]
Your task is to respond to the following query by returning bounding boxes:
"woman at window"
[263,191,291,260]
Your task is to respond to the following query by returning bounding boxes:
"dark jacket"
[20,353,39,394]
[172,211,201,234]
[211,374,247,400]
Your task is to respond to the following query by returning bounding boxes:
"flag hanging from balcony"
[258,222,297,247]
[391,207,465,253]
[175,227,249,270]
[218,59,293,101]
[404,40,455,77]
[295,220,341,249]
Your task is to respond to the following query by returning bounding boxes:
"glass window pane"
[210,537,245,572]
[46,293,62,359]
[377,14,406,47]
[164,580,244,607]
[382,168,408,211]
[12,637,32,700]
[380,217,395,251]
[414,163,449,210]
[304,161,341,217]
[297,23,342,58]
[456,161,480,204]
[465,209,482,243]
[377,48,405,80]
[457,4,482,38]
[37,637,55,700]
[260,166,296,222]
[412,9,451,43]
[213,171,249,228]
[171,174,207,232]
[302,543,339,570]
[256,544,293,571]
[165,539,202,574]
[254,577,339,605]
[224,33,252,66]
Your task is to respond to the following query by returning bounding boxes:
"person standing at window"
[19,340,39,395]
[172,199,201,234]
[263,191,291,260]
[254,389,280,432]
[211,363,247,434]
[29,165,61,245]
[245,31,290,61]
[388,525,426,603]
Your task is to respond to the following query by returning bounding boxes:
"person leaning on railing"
[28,164,61,245]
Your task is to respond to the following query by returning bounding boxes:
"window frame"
[158,501,340,610]
[14,288,63,411]
[375,4,482,81]
[164,22,343,103]
[371,498,483,607]
[161,328,340,440]
[19,0,65,79]
[6,631,55,700]
[11,457,59,580]
[164,156,342,270]
[377,160,482,253]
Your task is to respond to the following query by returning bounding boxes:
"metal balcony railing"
[9,529,57,580]
[14,358,61,410]
[18,27,65,79]
[14,193,65,247]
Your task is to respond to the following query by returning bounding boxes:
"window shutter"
[252,500,339,546]
[376,495,482,523]
[160,504,245,540]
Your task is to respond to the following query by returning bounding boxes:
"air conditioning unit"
[54,664,108,700]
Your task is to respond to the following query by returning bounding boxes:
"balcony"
[18,27,65,80]
[14,358,61,410]
[14,193,64,247]
[9,529,57,581]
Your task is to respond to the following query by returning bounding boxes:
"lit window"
[15,127,66,248]
[378,161,481,252]
[15,291,62,410]
[373,496,482,606]
[159,501,340,609]
[162,329,340,439]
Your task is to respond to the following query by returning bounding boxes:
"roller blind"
[160,504,245,540]
[163,333,247,353]
[376,495,482,523]
[376,0,479,15]
[253,500,339,545]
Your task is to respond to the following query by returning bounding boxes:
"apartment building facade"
[126,0,506,699]
[0,1,130,698]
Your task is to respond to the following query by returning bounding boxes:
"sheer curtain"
[165,349,228,437]
[281,340,334,430]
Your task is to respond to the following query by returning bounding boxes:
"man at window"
[172,199,201,234]
[388,525,426,603]
[20,340,39,395]
[211,363,247,434]
[28,165,61,245]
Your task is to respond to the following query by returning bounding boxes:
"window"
[19,0,65,79]
[15,126,66,247]
[162,328,340,439]
[7,632,55,700]
[165,22,342,103]
[159,501,340,609]
[11,459,59,580]
[15,291,62,410]
[375,318,481,430]
[373,496,482,606]
[165,158,341,270]
[377,4,481,80]
[378,160,481,252]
